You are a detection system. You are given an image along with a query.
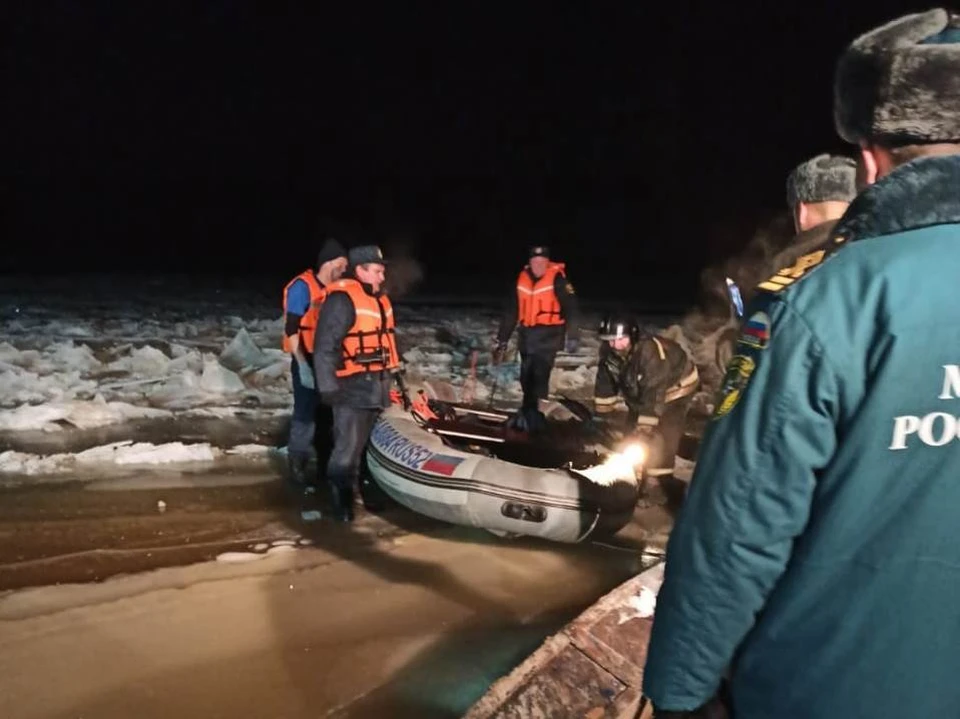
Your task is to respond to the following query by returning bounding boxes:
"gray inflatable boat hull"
[365,405,639,543]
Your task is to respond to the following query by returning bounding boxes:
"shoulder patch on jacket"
[737,310,770,351]
[714,354,756,419]
[756,234,847,293]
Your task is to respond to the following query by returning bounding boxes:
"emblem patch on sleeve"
[737,311,771,350]
[714,354,757,418]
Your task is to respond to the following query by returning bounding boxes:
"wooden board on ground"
[462,562,664,719]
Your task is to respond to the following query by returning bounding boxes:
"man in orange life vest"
[282,238,348,488]
[314,245,400,522]
[495,245,579,432]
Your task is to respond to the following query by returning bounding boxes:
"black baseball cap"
[348,245,387,266]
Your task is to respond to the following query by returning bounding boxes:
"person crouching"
[594,313,699,480]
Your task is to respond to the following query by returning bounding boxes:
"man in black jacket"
[313,245,399,521]
[494,245,579,432]
[594,313,699,478]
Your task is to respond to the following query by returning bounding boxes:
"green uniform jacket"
[643,154,960,717]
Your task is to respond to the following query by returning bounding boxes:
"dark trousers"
[326,406,380,491]
[289,355,333,464]
[519,351,556,410]
[645,394,695,476]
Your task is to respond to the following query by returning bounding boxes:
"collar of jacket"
[834,154,960,242]
[356,280,381,297]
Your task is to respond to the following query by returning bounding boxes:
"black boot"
[330,484,355,522]
[288,453,310,487]
[506,410,528,432]
[359,476,388,512]
[525,407,547,434]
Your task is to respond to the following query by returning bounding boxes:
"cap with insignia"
[348,245,387,266]
[529,245,550,259]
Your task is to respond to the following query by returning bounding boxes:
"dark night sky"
[1,1,932,304]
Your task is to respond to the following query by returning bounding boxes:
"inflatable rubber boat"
[365,391,643,543]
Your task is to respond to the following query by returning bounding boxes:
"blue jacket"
[643,154,960,718]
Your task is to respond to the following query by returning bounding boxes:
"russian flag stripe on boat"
[421,454,464,476]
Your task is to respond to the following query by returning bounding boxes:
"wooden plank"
[462,563,665,719]
[462,634,573,719]
[566,616,653,687]
[487,644,627,719]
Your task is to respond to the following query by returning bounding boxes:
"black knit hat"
[834,9,960,144]
[785,154,858,207]
[317,238,347,269]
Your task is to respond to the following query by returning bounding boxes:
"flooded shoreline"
[0,463,668,718]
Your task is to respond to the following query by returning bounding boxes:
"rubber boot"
[359,476,388,512]
[288,453,310,488]
[329,484,355,522]
[506,410,528,432]
[525,407,547,434]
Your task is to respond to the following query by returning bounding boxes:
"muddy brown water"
[0,413,687,718]
[0,466,673,719]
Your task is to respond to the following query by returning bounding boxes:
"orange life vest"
[328,278,400,378]
[516,262,566,327]
[282,270,326,354]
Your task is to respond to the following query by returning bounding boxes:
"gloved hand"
[491,340,506,365]
[564,337,579,354]
[634,422,658,437]
[295,356,315,390]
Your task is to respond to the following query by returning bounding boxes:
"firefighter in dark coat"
[313,245,399,522]
[594,313,699,478]
[494,246,579,432]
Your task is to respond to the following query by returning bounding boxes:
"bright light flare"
[620,442,647,467]
[595,442,647,482]
[576,441,648,486]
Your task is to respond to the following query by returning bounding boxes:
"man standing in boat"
[644,9,960,718]
[281,238,348,490]
[494,245,580,433]
[594,313,699,481]
[313,245,399,522]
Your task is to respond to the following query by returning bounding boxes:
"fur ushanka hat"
[785,154,858,207]
[835,9,960,144]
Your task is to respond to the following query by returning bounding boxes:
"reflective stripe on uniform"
[652,337,667,361]
[328,278,400,378]
[665,365,700,404]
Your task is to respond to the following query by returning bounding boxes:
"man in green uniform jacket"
[643,9,960,718]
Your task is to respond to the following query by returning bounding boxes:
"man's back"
[644,155,960,718]
[736,168,960,714]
